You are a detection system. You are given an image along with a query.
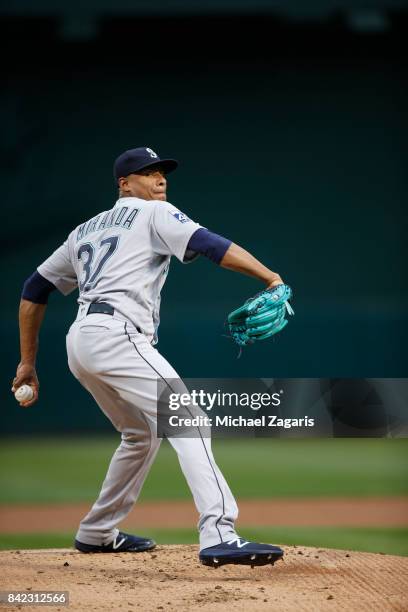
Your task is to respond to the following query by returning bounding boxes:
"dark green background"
[2,13,407,433]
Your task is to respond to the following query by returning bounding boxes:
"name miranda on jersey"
[76,206,139,242]
[168,415,315,429]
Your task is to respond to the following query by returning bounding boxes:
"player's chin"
[154,193,167,201]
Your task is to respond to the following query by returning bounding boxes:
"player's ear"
[118,176,130,194]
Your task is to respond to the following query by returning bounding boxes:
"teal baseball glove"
[227,284,294,348]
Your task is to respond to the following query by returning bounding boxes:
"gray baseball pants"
[66,312,238,551]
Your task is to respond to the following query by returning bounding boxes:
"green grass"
[0,437,407,504]
[1,527,407,556]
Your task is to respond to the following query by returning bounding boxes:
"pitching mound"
[1,545,407,611]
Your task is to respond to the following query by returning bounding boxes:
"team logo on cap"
[146,148,159,158]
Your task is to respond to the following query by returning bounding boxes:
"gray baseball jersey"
[39,195,239,551]
[38,197,202,343]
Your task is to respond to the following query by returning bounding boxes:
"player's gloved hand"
[227,284,294,348]
[11,362,39,407]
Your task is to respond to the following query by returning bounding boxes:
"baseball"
[14,384,34,402]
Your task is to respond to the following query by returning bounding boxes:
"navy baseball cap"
[114,147,178,183]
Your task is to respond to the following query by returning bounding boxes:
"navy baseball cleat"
[74,531,156,553]
[199,537,284,568]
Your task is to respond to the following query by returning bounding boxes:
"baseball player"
[12,147,285,568]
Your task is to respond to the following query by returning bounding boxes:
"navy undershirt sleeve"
[187,228,232,265]
[22,270,57,304]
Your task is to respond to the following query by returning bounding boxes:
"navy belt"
[87,302,114,316]
[87,302,142,333]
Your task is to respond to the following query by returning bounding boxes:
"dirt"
[0,545,407,611]
[1,497,407,533]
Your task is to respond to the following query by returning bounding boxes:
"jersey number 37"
[77,235,119,292]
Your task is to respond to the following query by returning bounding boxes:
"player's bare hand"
[11,362,39,407]
[266,274,284,289]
